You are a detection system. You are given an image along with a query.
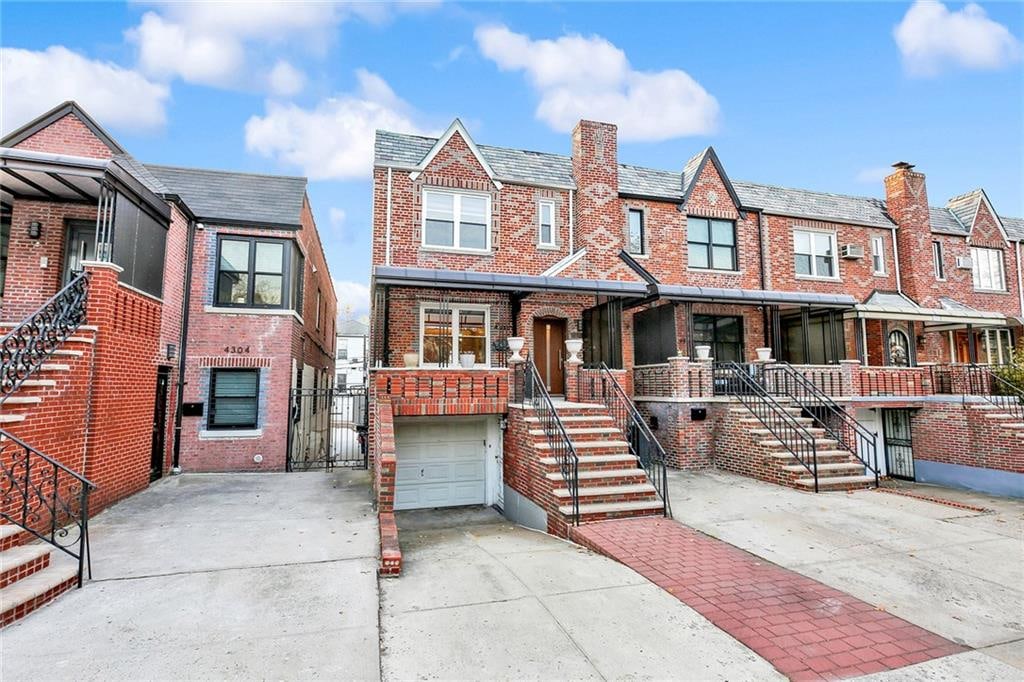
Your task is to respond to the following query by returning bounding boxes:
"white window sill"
[420,246,492,255]
[199,428,263,440]
[537,243,561,251]
[872,272,888,277]
[687,267,743,276]
[973,288,1010,294]
[795,275,841,282]
[205,306,303,323]
[627,252,649,259]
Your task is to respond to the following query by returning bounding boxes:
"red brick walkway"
[570,517,965,681]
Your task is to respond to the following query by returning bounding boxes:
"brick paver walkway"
[571,517,965,681]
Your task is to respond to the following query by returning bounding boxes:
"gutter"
[568,189,575,254]
[891,227,902,294]
[385,168,393,267]
[1018,241,1024,318]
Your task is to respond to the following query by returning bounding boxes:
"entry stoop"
[0,525,78,627]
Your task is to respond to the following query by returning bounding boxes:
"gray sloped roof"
[337,319,369,336]
[144,164,307,228]
[113,154,169,195]
[732,181,894,228]
[1001,215,1024,241]
[619,164,681,199]
[929,206,967,235]
[946,190,982,228]
[477,143,573,188]
[865,291,918,308]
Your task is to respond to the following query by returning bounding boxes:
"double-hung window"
[538,200,556,247]
[688,217,737,270]
[933,241,945,280]
[793,230,837,279]
[870,236,886,275]
[208,369,259,430]
[420,304,490,367]
[627,209,645,255]
[422,190,490,251]
[217,237,290,308]
[971,247,1005,291]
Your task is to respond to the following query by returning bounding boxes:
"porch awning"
[652,283,856,308]
[373,265,649,296]
[0,147,170,222]
[848,292,1008,328]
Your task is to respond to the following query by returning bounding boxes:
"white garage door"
[394,420,487,511]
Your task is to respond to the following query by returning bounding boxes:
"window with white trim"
[980,328,1014,365]
[420,304,490,367]
[933,241,945,280]
[870,236,886,275]
[793,230,837,278]
[627,209,645,255]
[422,190,490,251]
[538,200,556,247]
[971,247,1005,290]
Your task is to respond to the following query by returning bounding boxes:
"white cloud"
[474,24,718,141]
[244,70,435,180]
[128,12,246,87]
[433,45,466,69]
[855,166,892,184]
[333,278,371,320]
[894,1,1021,76]
[268,60,306,97]
[329,207,347,228]
[0,46,169,135]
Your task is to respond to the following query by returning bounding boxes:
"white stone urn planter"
[695,345,712,361]
[755,347,773,362]
[459,353,476,369]
[565,338,583,364]
[403,352,419,368]
[507,336,526,362]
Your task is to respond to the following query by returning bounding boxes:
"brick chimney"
[571,120,625,278]
[884,162,935,305]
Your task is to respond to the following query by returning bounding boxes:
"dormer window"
[422,190,490,252]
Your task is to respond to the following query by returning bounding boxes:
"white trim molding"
[409,119,503,190]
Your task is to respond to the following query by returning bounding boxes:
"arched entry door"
[533,317,566,395]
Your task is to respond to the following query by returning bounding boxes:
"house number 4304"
[224,345,251,354]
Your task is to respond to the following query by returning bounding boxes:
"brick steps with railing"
[969,403,1024,438]
[0,524,80,628]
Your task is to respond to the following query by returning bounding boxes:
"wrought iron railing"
[577,363,671,517]
[716,362,821,491]
[0,429,94,587]
[0,272,89,403]
[511,360,580,524]
[765,363,879,486]
[963,365,1024,425]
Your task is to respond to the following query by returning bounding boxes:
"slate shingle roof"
[144,164,307,228]
[375,129,1023,238]
[946,190,983,229]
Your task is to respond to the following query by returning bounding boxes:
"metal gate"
[287,386,368,471]
[882,409,915,480]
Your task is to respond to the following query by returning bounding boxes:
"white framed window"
[981,328,1014,365]
[627,208,645,255]
[870,236,886,275]
[971,247,1005,291]
[422,189,490,252]
[933,241,945,280]
[793,229,837,279]
[419,303,490,367]
[538,200,556,247]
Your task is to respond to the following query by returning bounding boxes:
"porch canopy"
[1,147,171,297]
[650,283,856,309]
[848,292,1008,330]
[372,265,649,297]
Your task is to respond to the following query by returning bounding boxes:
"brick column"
[668,356,690,398]
[918,362,936,395]
[839,360,861,398]
[564,359,582,402]
[694,358,714,398]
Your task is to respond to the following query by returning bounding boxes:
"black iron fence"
[287,386,368,471]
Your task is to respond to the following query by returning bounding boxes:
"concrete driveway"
[667,469,1024,676]
[379,507,782,681]
[2,471,380,681]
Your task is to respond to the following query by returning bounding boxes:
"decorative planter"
[695,345,712,361]
[459,353,476,369]
[507,336,526,362]
[403,352,419,368]
[755,347,772,362]
[565,338,583,364]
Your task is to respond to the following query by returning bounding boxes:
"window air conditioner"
[840,244,864,259]
[955,256,973,269]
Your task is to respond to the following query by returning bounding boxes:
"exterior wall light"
[27,221,42,239]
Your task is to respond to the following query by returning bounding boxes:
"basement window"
[208,369,259,430]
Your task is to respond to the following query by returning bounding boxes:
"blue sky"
[2,1,1022,318]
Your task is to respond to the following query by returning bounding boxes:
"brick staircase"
[0,525,79,627]
[516,401,664,527]
[720,401,876,492]
[968,402,1024,439]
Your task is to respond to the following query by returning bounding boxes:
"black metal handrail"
[0,272,89,403]
[0,428,94,587]
[578,363,671,518]
[717,362,821,492]
[766,363,880,486]
[964,365,1024,425]
[511,360,580,525]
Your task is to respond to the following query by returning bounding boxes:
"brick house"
[0,102,336,620]
[368,118,1022,572]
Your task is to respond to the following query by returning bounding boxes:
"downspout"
[385,168,393,267]
[754,209,770,348]
[171,206,197,472]
[568,189,575,254]
[1017,241,1023,320]
[890,227,902,294]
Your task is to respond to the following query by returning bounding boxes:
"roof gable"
[408,119,502,189]
[680,147,742,211]
[947,189,1009,244]
[1,101,125,155]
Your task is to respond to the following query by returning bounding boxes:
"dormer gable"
[947,189,1009,246]
[409,119,502,190]
[0,101,125,159]
[680,146,743,218]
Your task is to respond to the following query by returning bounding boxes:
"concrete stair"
[0,525,78,627]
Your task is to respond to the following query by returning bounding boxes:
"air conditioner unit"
[840,244,865,259]
[955,256,973,269]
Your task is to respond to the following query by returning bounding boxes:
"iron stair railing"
[577,363,671,517]
[764,363,880,486]
[717,362,821,492]
[963,364,1024,425]
[0,272,90,404]
[0,428,94,587]
[511,359,580,525]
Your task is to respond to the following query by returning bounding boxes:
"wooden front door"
[533,318,566,395]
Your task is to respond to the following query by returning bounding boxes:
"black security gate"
[287,385,368,471]
[883,409,915,480]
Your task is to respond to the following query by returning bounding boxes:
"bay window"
[794,230,837,279]
[971,247,1005,291]
[422,190,490,251]
[419,304,490,366]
